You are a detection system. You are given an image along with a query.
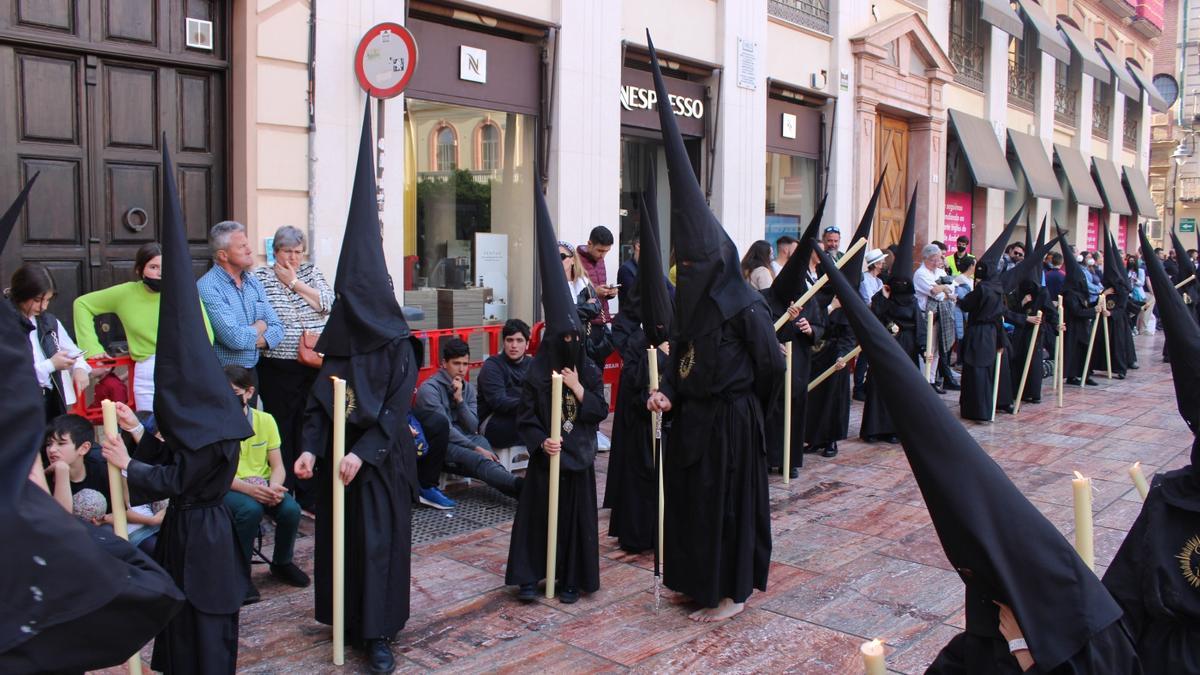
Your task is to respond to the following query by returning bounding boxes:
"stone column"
[1033,51,1056,234]
[981,25,1010,250]
[909,116,947,249]
[1073,75,1094,251]
[1107,83,1125,235]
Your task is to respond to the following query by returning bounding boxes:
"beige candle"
[1128,462,1150,501]
[647,348,663,567]
[330,376,346,665]
[924,310,935,381]
[773,237,867,331]
[860,638,886,675]
[101,399,141,675]
[1072,471,1094,570]
[1056,295,1065,408]
[545,372,564,598]
[1081,303,1102,383]
[807,346,861,392]
[990,351,1003,422]
[1013,311,1043,415]
[783,342,793,484]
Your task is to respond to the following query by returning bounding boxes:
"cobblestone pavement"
[97,333,1190,673]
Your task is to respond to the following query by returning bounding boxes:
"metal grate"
[411,485,517,544]
[1122,99,1139,150]
[1054,62,1078,127]
[768,0,830,33]
[1093,83,1112,139]
[949,0,985,92]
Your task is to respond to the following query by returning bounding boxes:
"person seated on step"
[414,337,522,504]
[478,319,532,450]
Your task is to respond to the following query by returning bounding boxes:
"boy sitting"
[43,414,111,518]
[222,365,310,602]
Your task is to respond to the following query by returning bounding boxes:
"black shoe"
[559,586,580,604]
[1130,362,1139,369]
[365,638,396,674]
[516,583,537,602]
[788,467,800,480]
[243,583,261,606]
[821,443,838,458]
[270,562,311,588]
[1085,378,1099,386]
[931,383,946,395]
[768,465,782,475]
[852,390,866,402]
[802,444,819,454]
[1115,373,1126,380]
[1066,377,1082,386]
[1023,397,1041,404]
[944,381,961,391]
[885,435,900,445]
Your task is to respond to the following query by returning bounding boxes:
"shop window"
[765,152,819,241]
[949,0,985,92]
[408,100,536,325]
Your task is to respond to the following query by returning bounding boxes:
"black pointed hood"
[647,32,758,337]
[317,100,411,358]
[842,174,885,294]
[154,141,251,451]
[636,163,674,347]
[887,186,919,293]
[1170,229,1198,283]
[1004,216,1053,294]
[813,243,1123,671]
[1057,224,1088,298]
[534,173,584,371]
[1101,226,1129,292]
[770,194,826,305]
[978,204,1025,275]
[0,173,38,257]
[1139,227,1200,471]
[1024,217,1035,257]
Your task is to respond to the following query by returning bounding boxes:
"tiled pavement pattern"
[97,334,1191,673]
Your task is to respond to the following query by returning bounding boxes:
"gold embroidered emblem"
[1177,535,1200,589]
[562,388,578,434]
[1106,297,1116,312]
[344,385,358,418]
[679,343,696,379]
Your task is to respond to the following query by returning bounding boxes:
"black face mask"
[143,277,162,292]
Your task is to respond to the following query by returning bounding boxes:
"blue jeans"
[223,489,301,566]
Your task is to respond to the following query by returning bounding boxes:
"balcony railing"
[950,31,985,92]
[768,0,830,34]
[1093,89,1111,140]
[1008,52,1036,111]
[1054,81,1078,127]
[1123,113,1139,150]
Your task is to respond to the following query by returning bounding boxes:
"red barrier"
[71,355,138,424]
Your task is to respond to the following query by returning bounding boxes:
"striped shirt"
[197,265,284,368]
[253,263,333,360]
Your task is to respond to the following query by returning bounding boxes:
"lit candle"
[1128,462,1150,501]
[860,639,886,675]
[1072,471,1094,570]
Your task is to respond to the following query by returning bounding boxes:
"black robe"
[927,622,1141,674]
[1009,289,1059,404]
[506,355,607,592]
[659,300,783,607]
[301,336,420,642]
[860,292,921,440]
[761,291,824,469]
[805,304,856,447]
[125,435,246,675]
[1103,469,1200,673]
[958,282,1012,421]
[1062,288,1097,381]
[1093,287,1133,377]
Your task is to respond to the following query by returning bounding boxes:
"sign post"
[1181,217,1196,234]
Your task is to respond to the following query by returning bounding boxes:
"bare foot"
[687,597,745,623]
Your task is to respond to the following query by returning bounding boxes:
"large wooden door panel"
[876,114,909,250]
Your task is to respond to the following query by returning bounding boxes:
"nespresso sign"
[620,67,707,137]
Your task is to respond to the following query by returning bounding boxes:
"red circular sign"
[354,22,418,99]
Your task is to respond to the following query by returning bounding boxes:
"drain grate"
[411,485,517,545]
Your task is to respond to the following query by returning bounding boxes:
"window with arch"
[433,124,458,171]
[478,122,502,171]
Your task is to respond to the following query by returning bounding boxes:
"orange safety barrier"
[71,355,138,424]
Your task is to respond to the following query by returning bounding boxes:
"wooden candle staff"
[1128,462,1150,501]
[807,346,860,392]
[545,372,564,599]
[924,310,935,382]
[1080,304,1102,385]
[101,400,141,675]
[1072,471,1095,570]
[647,348,664,573]
[1102,309,1113,379]
[1012,311,1043,415]
[1176,274,1195,290]
[1056,295,1065,408]
[990,351,1003,422]
[783,342,793,485]
[330,376,346,666]
[773,238,867,331]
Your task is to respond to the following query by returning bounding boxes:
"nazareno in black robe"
[1103,467,1200,674]
[301,336,421,643]
[1062,287,1097,381]
[506,349,607,592]
[761,290,824,469]
[1009,285,1059,404]
[859,291,922,441]
[605,311,667,552]
[957,280,1012,421]
[125,435,247,674]
[658,299,783,607]
[1092,286,1133,377]
[805,298,856,449]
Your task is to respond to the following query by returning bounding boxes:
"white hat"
[865,248,886,266]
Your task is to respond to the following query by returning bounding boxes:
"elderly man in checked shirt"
[198,220,284,400]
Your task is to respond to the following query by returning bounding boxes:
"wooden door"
[0,0,226,331]
[876,114,909,250]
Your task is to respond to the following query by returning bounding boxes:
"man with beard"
[644,33,783,622]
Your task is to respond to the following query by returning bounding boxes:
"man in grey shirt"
[414,337,521,504]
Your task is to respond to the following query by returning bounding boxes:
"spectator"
[1044,252,1066,300]
[740,240,775,290]
[42,414,109,517]
[822,225,843,261]
[952,257,976,347]
[253,225,333,509]
[197,220,284,389]
[616,233,639,309]
[914,244,956,391]
[478,319,532,449]
[221,365,309,602]
[772,235,798,275]
[1084,253,1104,303]
[75,242,213,410]
[561,240,611,363]
[853,248,887,401]
[946,235,973,276]
[576,225,618,322]
[414,337,522,506]
[1000,242,1025,275]
[8,262,91,420]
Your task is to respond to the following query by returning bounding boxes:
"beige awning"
[1121,166,1158,220]
[1008,130,1063,200]
[1014,0,1071,64]
[1091,157,1132,215]
[948,109,1018,192]
[1052,144,1103,208]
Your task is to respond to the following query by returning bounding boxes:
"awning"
[1091,157,1133,215]
[1094,42,1140,99]
[1124,59,1171,112]
[1014,0,1071,64]
[948,109,1018,191]
[981,0,1024,38]
[1008,130,1063,199]
[1055,19,1110,83]
[1121,165,1158,220]
[1053,144,1104,207]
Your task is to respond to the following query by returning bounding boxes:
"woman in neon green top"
[73,243,212,410]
